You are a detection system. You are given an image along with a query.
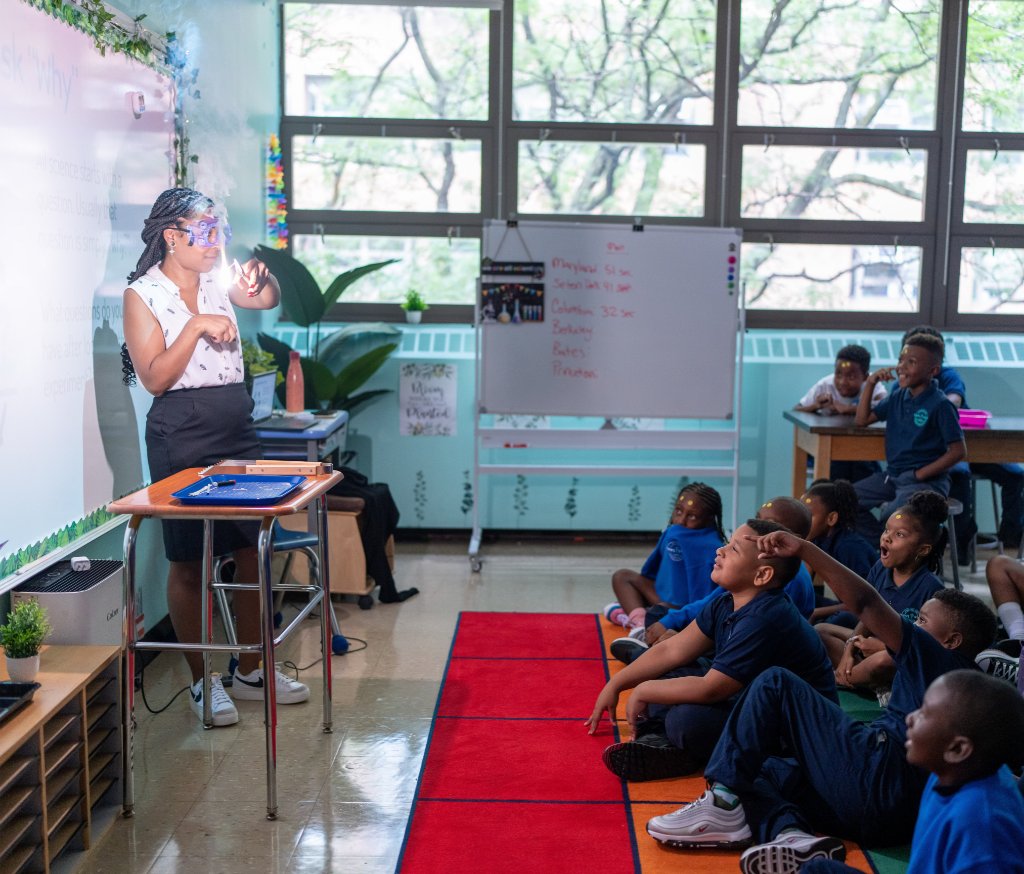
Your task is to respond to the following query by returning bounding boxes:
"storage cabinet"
[0,646,120,874]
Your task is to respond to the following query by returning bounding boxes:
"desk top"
[784,409,1024,436]
[107,466,342,519]
[254,409,348,441]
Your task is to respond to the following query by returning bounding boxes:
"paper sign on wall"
[400,363,457,436]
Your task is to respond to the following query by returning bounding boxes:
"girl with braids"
[122,187,308,727]
[816,490,949,692]
[605,483,725,631]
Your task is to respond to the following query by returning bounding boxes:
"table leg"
[121,516,141,818]
[813,436,833,485]
[317,494,333,733]
[792,434,810,498]
[258,518,279,820]
[201,520,215,728]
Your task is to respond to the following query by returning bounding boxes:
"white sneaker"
[646,790,752,848]
[189,673,239,727]
[739,831,846,873]
[231,665,310,704]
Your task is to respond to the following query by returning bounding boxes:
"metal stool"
[945,498,963,591]
[213,521,349,672]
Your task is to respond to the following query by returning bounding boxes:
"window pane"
[293,234,480,305]
[737,0,941,129]
[512,0,716,125]
[741,146,927,221]
[291,136,481,213]
[963,0,1024,132]
[283,3,489,119]
[964,150,1024,223]
[518,141,706,217]
[959,247,1024,314]
[743,243,921,312]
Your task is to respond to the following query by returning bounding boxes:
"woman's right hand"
[190,314,238,345]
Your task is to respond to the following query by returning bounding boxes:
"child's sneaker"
[628,625,647,643]
[603,603,630,628]
[645,790,752,848]
[975,647,1021,686]
[609,636,649,664]
[189,673,239,727]
[602,735,698,782]
[627,607,648,629]
[231,665,310,704]
[738,831,846,873]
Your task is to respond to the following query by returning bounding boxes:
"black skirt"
[146,383,260,562]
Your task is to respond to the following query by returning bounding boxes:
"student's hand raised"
[745,529,805,559]
[869,365,895,384]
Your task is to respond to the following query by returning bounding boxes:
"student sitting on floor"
[817,491,946,693]
[802,480,878,624]
[794,344,887,483]
[604,483,725,631]
[586,518,837,782]
[987,554,1024,644]
[852,332,965,542]
[611,497,816,665]
[800,670,1024,874]
[640,528,997,872]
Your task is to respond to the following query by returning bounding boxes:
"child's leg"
[987,555,1024,640]
[703,667,924,846]
[612,569,659,616]
[815,624,854,668]
[847,650,896,688]
[852,471,893,541]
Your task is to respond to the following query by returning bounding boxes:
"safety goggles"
[175,218,232,248]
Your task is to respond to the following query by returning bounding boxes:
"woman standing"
[123,187,308,726]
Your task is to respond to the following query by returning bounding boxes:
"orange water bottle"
[286,351,305,413]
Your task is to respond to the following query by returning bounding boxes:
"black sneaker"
[609,637,649,664]
[602,736,698,782]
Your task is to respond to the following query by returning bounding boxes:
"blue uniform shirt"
[866,562,944,622]
[694,588,836,700]
[641,525,722,607]
[875,619,976,743]
[908,768,1024,874]
[813,527,878,579]
[872,381,963,475]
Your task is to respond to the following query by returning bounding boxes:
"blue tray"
[172,474,306,505]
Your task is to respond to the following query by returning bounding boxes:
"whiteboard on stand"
[478,220,742,420]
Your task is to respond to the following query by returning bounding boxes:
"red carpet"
[397,612,878,874]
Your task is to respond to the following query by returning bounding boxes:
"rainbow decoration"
[266,133,288,249]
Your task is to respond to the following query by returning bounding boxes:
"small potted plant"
[0,599,52,683]
[401,289,429,324]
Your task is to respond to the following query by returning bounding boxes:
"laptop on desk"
[249,370,317,431]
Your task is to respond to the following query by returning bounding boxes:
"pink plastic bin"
[958,409,991,429]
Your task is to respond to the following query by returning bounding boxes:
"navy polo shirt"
[695,588,836,701]
[872,382,963,475]
[865,562,944,623]
[874,618,976,743]
[814,527,878,578]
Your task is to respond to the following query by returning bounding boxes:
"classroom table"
[255,409,349,465]
[107,463,342,820]
[784,410,1024,497]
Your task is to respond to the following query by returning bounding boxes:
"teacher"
[122,187,308,727]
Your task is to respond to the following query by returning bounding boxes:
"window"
[279,1,1024,331]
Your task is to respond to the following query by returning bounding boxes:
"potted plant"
[252,246,401,413]
[401,289,429,324]
[1,599,52,683]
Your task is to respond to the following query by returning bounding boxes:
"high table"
[784,410,1024,497]
[255,409,349,465]
[107,464,342,820]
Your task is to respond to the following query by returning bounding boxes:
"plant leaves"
[317,322,401,373]
[333,344,398,399]
[256,331,294,377]
[323,259,400,310]
[301,357,337,409]
[253,245,325,328]
[335,388,393,415]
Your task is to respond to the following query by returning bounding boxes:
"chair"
[970,476,1024,573]
[212,521,350,674]
[945,498,963,592]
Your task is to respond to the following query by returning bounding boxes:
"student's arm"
[915,440,966,481]
[626,669,744,730]
[855,366,893,426]
[585,621,714,734]
[752,531,906,654]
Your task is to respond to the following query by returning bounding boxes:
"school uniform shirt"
[694,588,837,701]
[874,619,977,744]
[641,525,722,607]
[865,562,944,623]
[799,373,887,411]
[812,527,878,579]
[871,382,963,476]
[128,265,243,391]
[907,768,1024,874]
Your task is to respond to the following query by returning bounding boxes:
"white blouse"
[128,265,243,391]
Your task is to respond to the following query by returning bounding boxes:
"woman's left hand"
[238,258,272,297]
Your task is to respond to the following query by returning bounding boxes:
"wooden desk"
[784,410,1024,497]
[107,465,342,820]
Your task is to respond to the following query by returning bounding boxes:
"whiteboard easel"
[469,220,744,570]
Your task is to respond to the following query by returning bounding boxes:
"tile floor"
[72,537,998,874]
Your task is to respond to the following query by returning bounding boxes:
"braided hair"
[681,482,726,543]
[121,188,215,385]
[805,479,859,531]
[895,490,951,574]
